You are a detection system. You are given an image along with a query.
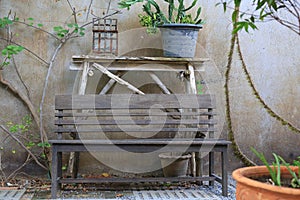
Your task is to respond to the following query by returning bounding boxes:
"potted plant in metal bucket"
[119,0,204,58]
[158,152,191,177]
[232,148,300,200]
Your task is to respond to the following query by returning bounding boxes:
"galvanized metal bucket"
[159,24,202,58]
[159,153,191,177]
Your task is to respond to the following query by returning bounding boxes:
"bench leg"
[195,152,203,185]
[209,152,214,186]
[72,152,80,178]
[51,146,62,199]
[221,150,228,197]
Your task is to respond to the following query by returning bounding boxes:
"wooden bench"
[50,94,231,198]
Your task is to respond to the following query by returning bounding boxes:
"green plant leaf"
[194,7,202,23]
[272,153,281,186]
[176,0,184,23]
[53,26,63,31]
[234,0,241,7]
[251,147,278,185]
[183,0,197,12]
[1,49,8,56]
[168,0,174,21]
[223,2,227,12]
[38,142,51,148]
[232,10,239,22]
[278,155,300,188]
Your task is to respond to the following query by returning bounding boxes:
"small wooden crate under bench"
[50,94,231,199]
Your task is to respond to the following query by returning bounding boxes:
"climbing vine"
[224,5,256,166]
[223,0,300,166]
[236,36,300,134]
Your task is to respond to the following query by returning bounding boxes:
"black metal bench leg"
[221,150,228,197]
[209,152,214,186]
[51,146,59,199]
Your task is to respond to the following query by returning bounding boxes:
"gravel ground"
[128,176,237,200]
[21,174,236,199]
[58,176,236,200]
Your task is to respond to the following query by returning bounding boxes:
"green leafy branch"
[0,16,49,66]
[218,0,300,35]
[0,45,24,69]
[0,17,13,28]
[53,23,85,39]
[27,17,43,27]
[3,116,50,161]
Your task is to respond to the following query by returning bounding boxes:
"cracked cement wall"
[0,0,299,176]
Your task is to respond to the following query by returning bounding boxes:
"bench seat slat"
[59,176,216,184]
[49,138,231,145]
[54,119,217,125]
[55,111,217,117]
[55,127,215,133]
[55,94,216,110]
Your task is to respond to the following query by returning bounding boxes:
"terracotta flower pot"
[232,166,300,200]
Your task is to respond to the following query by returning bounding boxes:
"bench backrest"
[54,94,216,140]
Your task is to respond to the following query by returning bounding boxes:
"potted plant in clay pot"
[232,148,300,200]
[119,0,204,58]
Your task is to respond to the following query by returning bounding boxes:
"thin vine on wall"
[223,0,300,166]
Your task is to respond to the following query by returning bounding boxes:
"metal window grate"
[92,18,118,55]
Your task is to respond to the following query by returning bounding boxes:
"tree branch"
[0,125,48,170]
[6,154,32,181]
[86,0,94,21]
[0,38,49,66]
[11,56,31,98]
[0,70,49,151]
[66,0,77,24]
[15,21,61,41]
[39,42,63,144]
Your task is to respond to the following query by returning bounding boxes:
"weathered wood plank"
[78,61,89,95]
[72,55,209,65]
[92,63,145,95]
[49,139,230,153]
[54,119,217,125]
[50,138,231,145]
[55,111,217,117]
[59,176,216,184]
[149,72,171,94]
[55,127,215,133]
[55,94,215,110]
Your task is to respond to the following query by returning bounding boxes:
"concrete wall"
[0,0,299,176]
